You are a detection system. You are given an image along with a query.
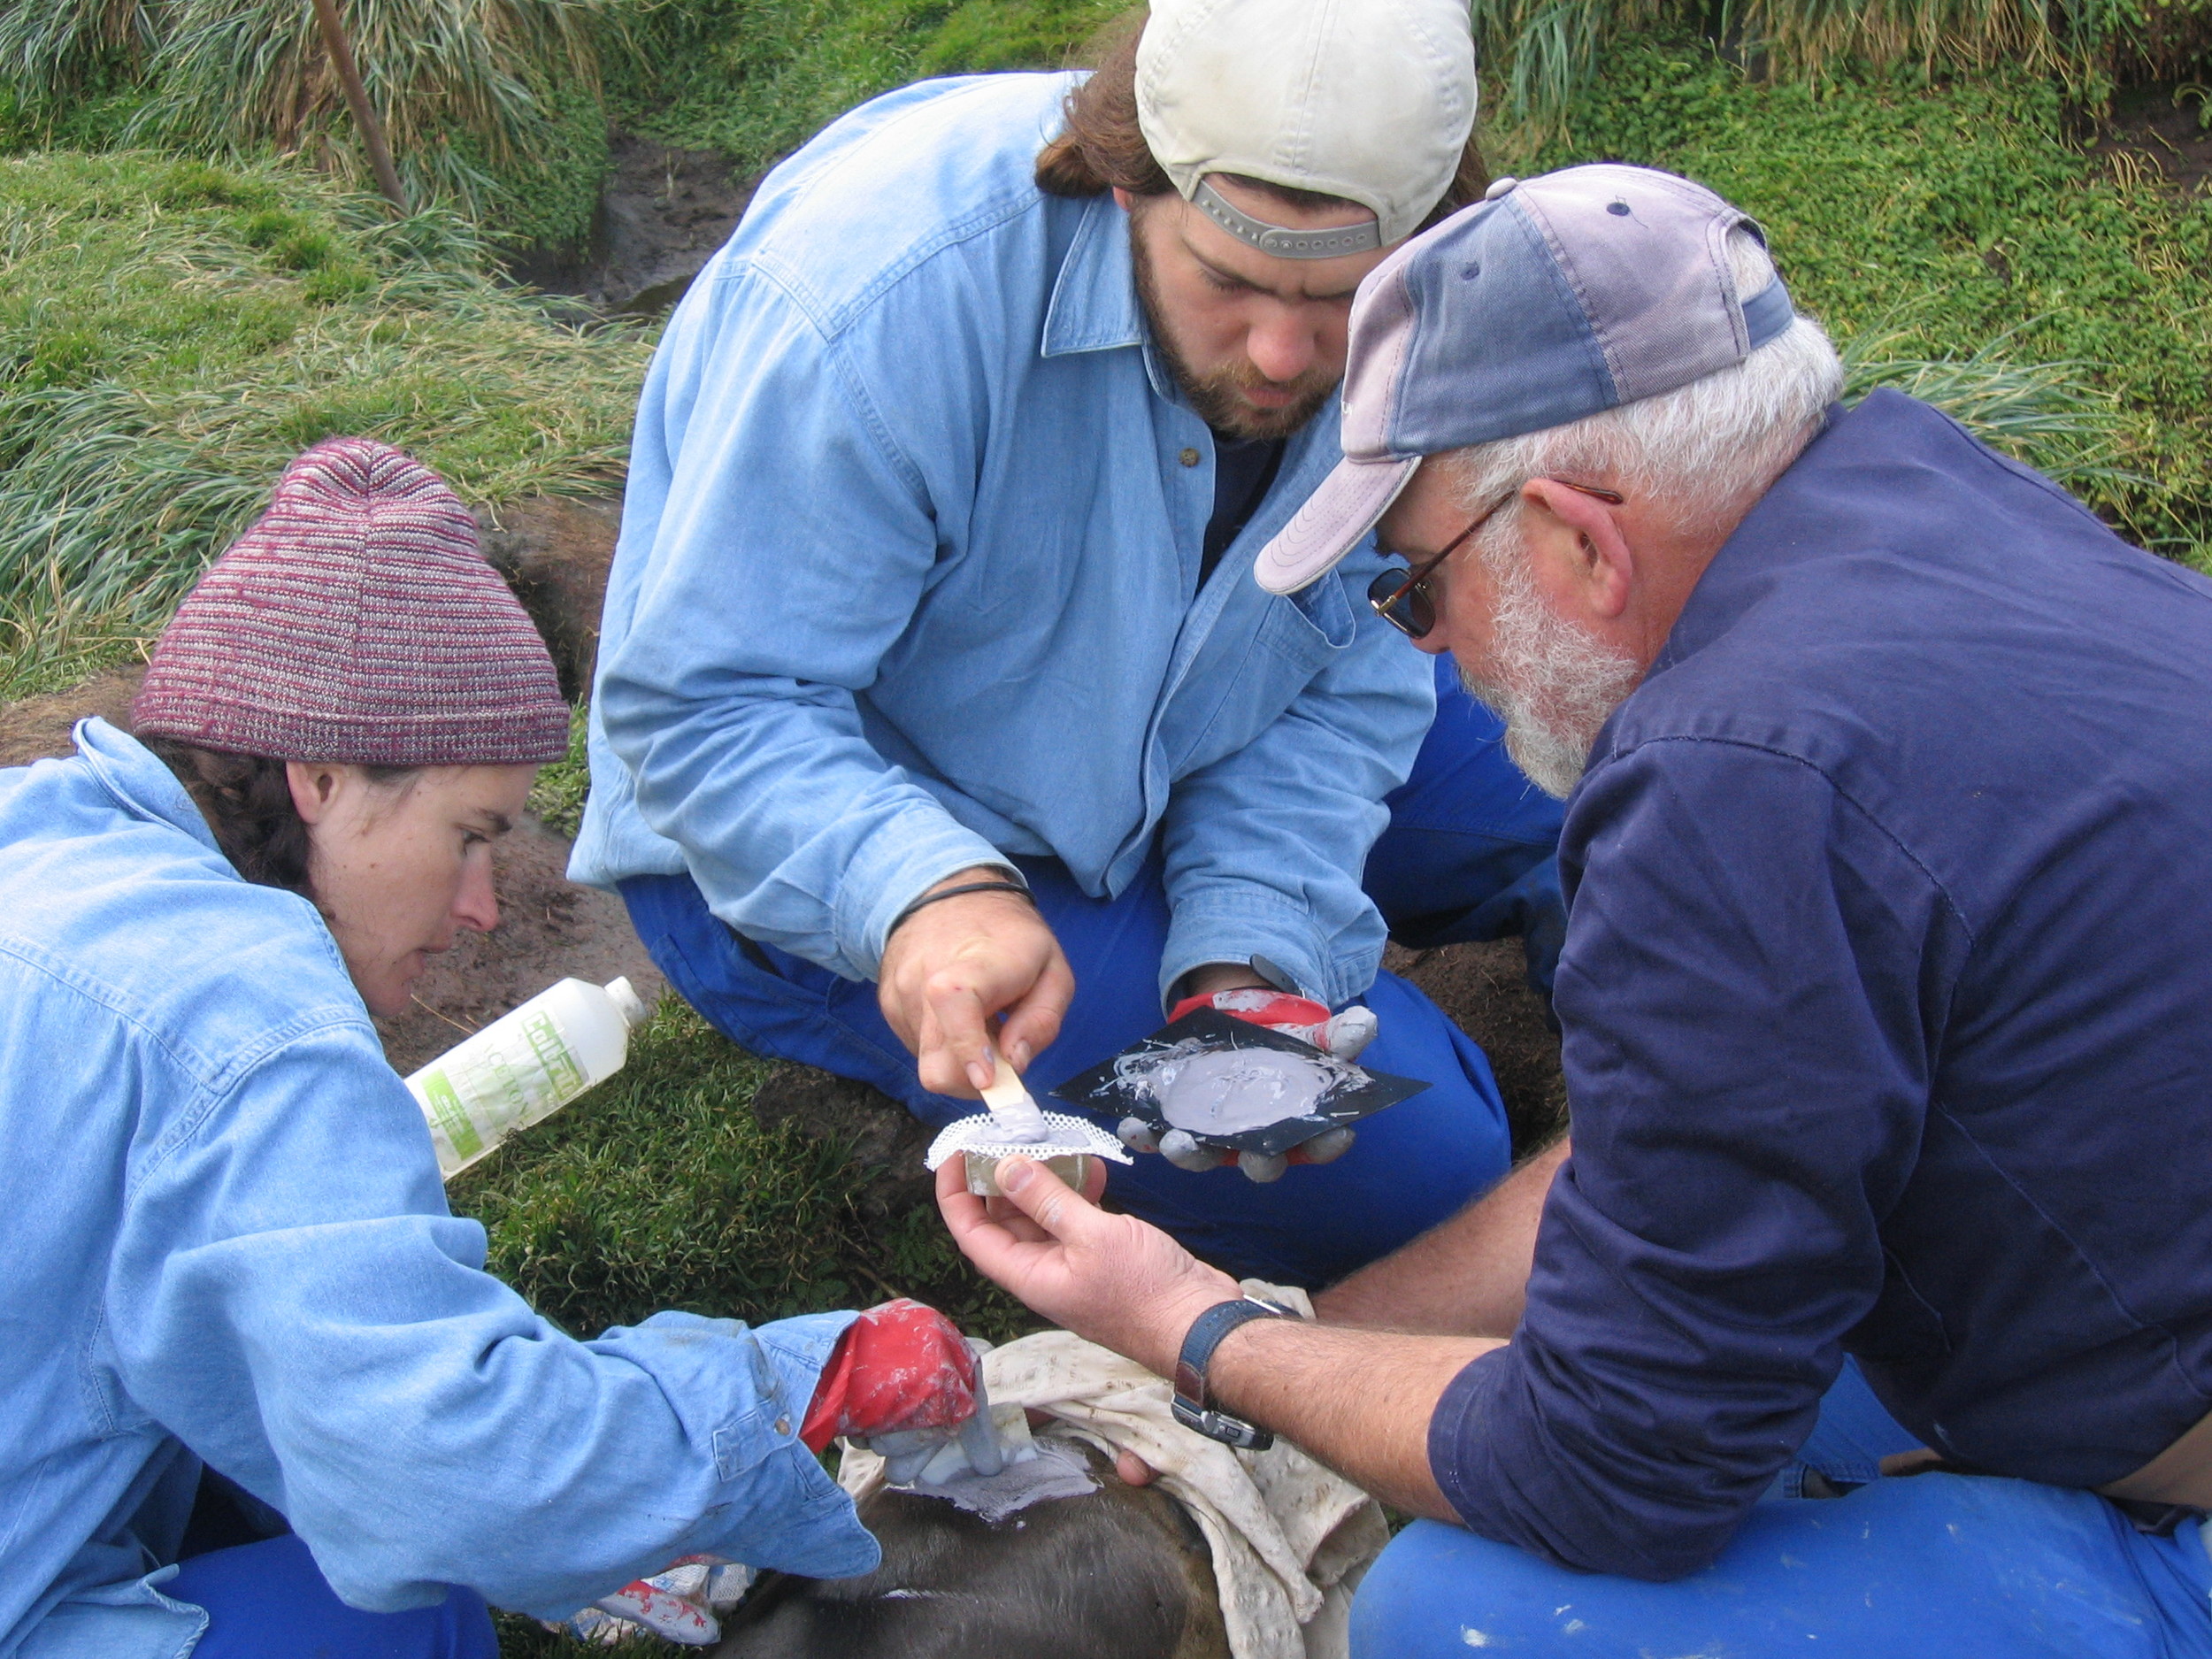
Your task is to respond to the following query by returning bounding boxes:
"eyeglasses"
[1367,479,1626,641]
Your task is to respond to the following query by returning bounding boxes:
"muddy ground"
[2093,80,2212,194]
[508,133,757,317]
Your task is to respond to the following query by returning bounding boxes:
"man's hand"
[940,1154,1490,1520]
[879,867,1075,1095]
[1122,981,1379,1178]
[936,1155,1239,1379]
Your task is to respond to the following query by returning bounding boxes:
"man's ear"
[1519,478,1633,622]
[1111,185,1134,214]
[287,760,344,827]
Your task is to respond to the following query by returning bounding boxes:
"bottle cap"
[605,977,647,1028]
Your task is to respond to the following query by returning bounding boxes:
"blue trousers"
[1352,1362,2212,1659]
[1369,657,1567,991]
[165,1534,495,1659]
[621,664,1563,1288]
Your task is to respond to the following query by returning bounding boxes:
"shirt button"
[1179,447,1201,467]
[774,1417,790,1436]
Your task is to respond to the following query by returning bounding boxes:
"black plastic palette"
[1049,1007,1430,1156]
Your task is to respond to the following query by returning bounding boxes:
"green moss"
[526,702,593,839]
[917,0,1126,74]
[446,78,612,250]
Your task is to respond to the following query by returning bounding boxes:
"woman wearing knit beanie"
[0,440,975,1659]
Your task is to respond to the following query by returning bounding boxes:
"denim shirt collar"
[1038,194,1193,407]
[73,717,221,856]
[1041,194,1142,357]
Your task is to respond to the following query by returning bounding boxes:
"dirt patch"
[2093,81,2212,194]
[1387,937,1568,1156]
[373,815,664,1075]
[0,665,146,769]
[477,493,623,699]
[508,132,756,317]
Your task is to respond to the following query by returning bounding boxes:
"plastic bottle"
[405,977,648,1179]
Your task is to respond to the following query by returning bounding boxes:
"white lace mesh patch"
[923,1110,1132,1171]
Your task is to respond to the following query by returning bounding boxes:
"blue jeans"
[1368,657,1566,991]
[621,666,1561,1288]
[1351,1362,2212,1659]
[165,1534,495,1659]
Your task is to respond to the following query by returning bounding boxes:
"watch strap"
[1173,1296,1298,1439]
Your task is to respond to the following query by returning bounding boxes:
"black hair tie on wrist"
[887,879,1035,940]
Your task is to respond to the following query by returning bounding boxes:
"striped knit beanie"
[131,438,570,767]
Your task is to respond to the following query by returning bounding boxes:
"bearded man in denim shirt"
[572,0,1567,1287]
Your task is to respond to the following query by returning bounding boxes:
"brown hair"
[1033,10,1488,230]
[143,736,417,897]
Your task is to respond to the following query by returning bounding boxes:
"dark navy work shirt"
[1202,433,1286,589]
[1430,390,2212,1579]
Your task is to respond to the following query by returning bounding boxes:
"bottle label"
[523,1010,587,1099]
[419,1069,483,1162]
[411,1007,588,1178]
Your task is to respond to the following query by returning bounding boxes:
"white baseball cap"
[1135,0,1478,257]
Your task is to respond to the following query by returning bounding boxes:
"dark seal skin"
[713,1441,1229,1659]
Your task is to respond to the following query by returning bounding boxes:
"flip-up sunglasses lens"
[1367,567,1435,639]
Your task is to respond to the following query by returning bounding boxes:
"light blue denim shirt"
[0,722,878,1659]
[568,72,1433,1009]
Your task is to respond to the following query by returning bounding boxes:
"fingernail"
[968,1060,994,1091]
[998,1156,1033,1191]
[1008,1038,1032,1069]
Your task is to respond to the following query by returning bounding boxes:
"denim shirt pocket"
[1258,570,1359,665]
[1169,575,1361,780]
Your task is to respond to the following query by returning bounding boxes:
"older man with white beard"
[937,163,2212,1656]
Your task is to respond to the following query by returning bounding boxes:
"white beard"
[1455,544,1645,800]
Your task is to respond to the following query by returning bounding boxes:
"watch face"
[1171,1394,1275,1452]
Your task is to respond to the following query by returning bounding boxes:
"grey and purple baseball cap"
[1254,163,1796,595]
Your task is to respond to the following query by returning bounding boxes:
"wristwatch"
[1171,1295,1301,1450]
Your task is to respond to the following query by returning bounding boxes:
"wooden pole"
[309,0,409,215]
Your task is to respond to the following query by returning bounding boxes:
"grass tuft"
[0,150,649,697]
[0,0,627,242]
[1497,43,2212,561]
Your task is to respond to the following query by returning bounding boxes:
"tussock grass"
[0,150,649,697]
[1498,44,2212,560]
[1470,0,2191,129]
[603,0,1125,176]
[132,0,619,240]
[0,0,624,240]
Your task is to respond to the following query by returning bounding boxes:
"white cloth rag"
[840,1281,1388,1659]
